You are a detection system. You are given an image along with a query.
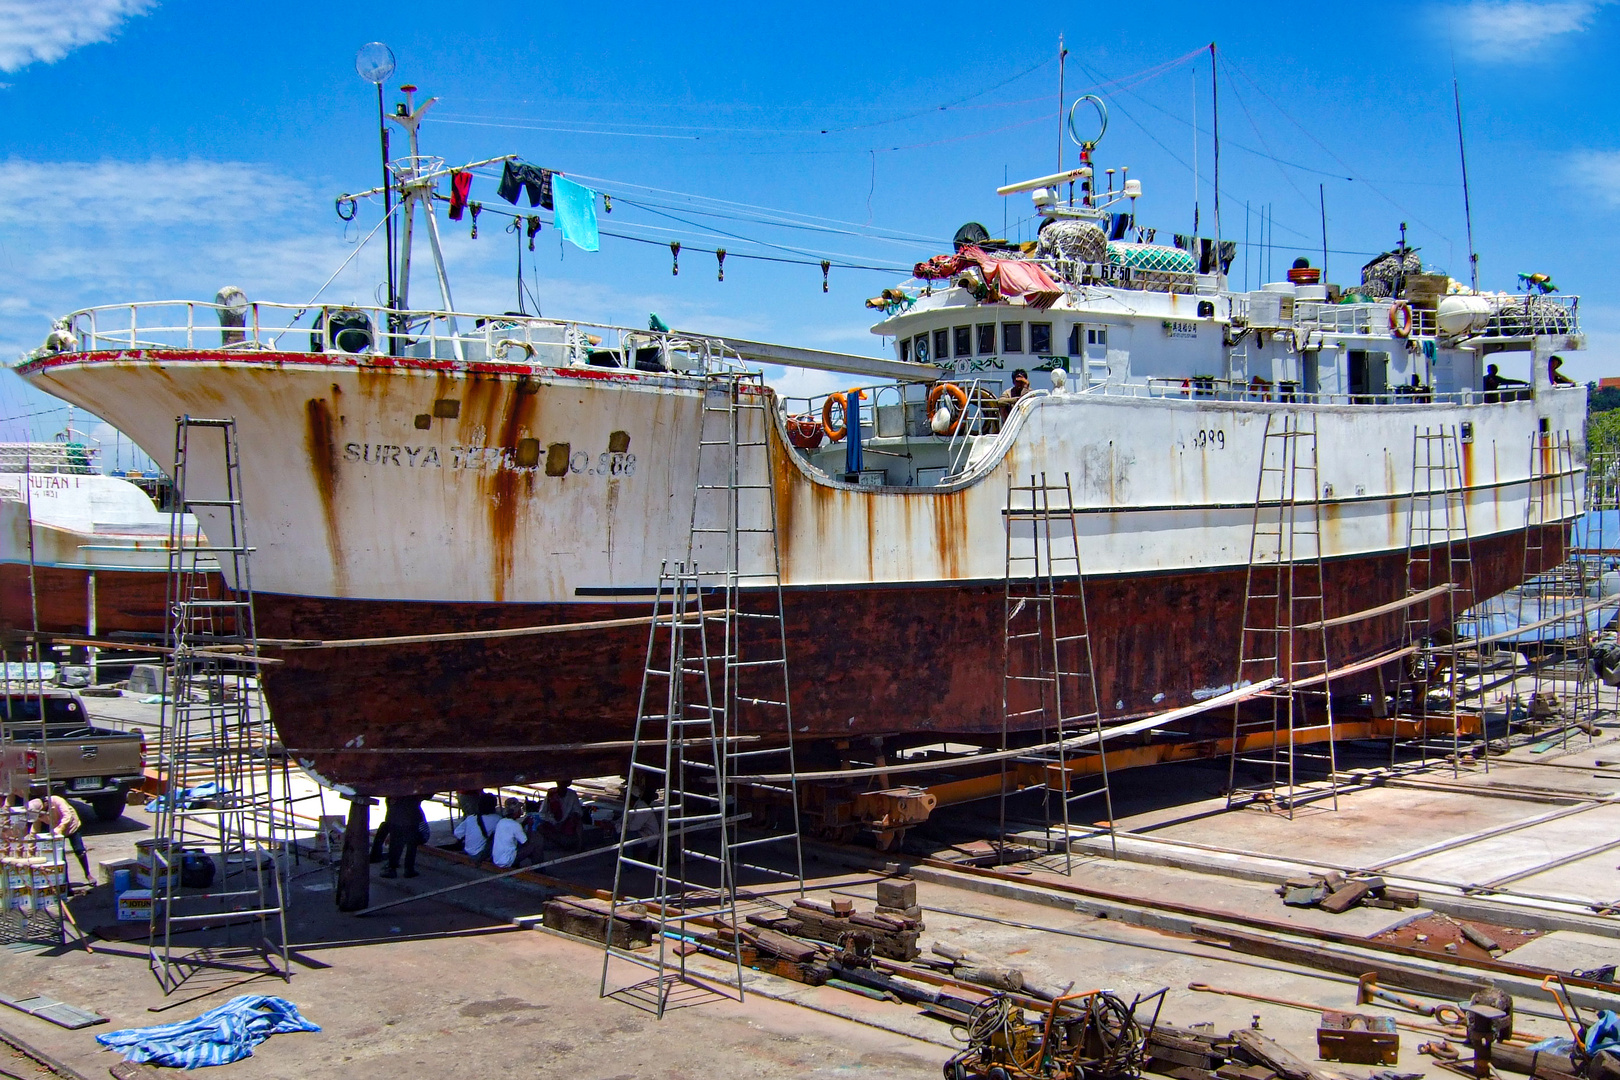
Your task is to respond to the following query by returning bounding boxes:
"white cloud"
[1437,0,1611,60]
[0,0,156,74]
[1568,149,1620,209]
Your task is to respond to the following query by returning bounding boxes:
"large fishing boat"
[12,85,1586,796]
[0,434,216,640]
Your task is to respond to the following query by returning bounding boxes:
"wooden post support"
[335,796,375,912]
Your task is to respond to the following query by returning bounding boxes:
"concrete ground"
[4,691,1620,1078]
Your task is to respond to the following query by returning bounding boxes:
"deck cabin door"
[1083,326,1110,386]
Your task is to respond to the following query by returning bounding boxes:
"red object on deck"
[1287,267,1321,285]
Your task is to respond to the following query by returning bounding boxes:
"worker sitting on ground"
[378,796,426,880]
[452,792,501,862]
[1549,354,1576,385]
[623,785,661,851]
[26,793,90,884]
[538,779,586,854]
[488,798,529,870]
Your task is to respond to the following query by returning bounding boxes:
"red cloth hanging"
[911,246,1062,309]
[448,170,473,220]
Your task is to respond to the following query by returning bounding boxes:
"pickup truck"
[2,688,146,821]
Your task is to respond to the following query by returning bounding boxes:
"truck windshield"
[0,696,84,724]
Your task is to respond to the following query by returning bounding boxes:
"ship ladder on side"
[1518,428,1598,748]
[999,471,1113,871]
[600,369,802,1019]
[1225,412,1339,818]
[1392,425,1478,775]
[150,416,291,995]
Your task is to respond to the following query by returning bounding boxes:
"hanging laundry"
[496,161,555,209]
[526,216,541,251]
[550,175,598,252]
[448,170,472,220]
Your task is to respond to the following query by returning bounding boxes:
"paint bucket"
[112,868,132,896]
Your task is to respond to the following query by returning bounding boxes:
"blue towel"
[552,175,599,252]
[97,995,319,1069]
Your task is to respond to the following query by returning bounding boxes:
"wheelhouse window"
[1087,328,1108,347]
[913,333,930,363]
[1030,322,1052,355]
[1068,325,1082,356]
[1002,322,1024,353]
[953,325,972,357]
[933,328,950,363]
[899,338,910,362]
[976,324,996,355]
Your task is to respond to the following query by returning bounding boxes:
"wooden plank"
[1232,1030,1324,1080]
[1319,881,1372,914]
[1196,926,1486,1000]
[0,992,107,1029]
[1298,584,1454,631]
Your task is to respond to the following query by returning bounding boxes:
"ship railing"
[1468,293,1580,340]
[1102,376,1551,407]
[48,300,755,377]
[0,443,99,475]
[1039,257,1204,296]
[1288,300,1438,340]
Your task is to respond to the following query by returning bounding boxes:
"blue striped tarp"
[97,995,319,1069]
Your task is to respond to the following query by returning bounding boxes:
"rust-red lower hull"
[256,527,1556,796]
[0,563,180,638]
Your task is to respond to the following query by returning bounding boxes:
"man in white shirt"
[452,792,501,861]
[489,799,529,869]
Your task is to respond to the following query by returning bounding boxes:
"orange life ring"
[1389,301,1413,338]
[822,391,853,442]
[925,382,970,435]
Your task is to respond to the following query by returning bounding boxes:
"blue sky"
[1,0,1617,461]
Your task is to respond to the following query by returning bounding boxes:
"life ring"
[1389,301,1413,338]
[822,391,850,442]
[926,382,970,435]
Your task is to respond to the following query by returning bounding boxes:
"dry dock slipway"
[5,41,1620,1080]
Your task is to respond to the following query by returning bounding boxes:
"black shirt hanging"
[497,161,554,210]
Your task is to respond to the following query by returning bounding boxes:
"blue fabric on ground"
[145,781,224,814]
[97,995,319,1069]
[1528,1036,1577,1055]
[1586,1010,1620,1057]
[552,175,599,252]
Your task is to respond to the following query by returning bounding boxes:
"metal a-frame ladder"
[1226,413,1339,817]
[150,417,290,994]
[601,370,802,1018]
[1392,425,1478,775]
[1518,429,1597,745]
[1000,471,1112,870]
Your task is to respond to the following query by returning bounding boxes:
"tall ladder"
[1583,449,1620,720]
[1000,472,1111,870]
[149,417,290,994]
[601,370,802,1017]
[1226,413,1339,817]
[1519,430,1596,745]
[1392,425,1477,775]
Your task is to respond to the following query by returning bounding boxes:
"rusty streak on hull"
[256,527,1553,796]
